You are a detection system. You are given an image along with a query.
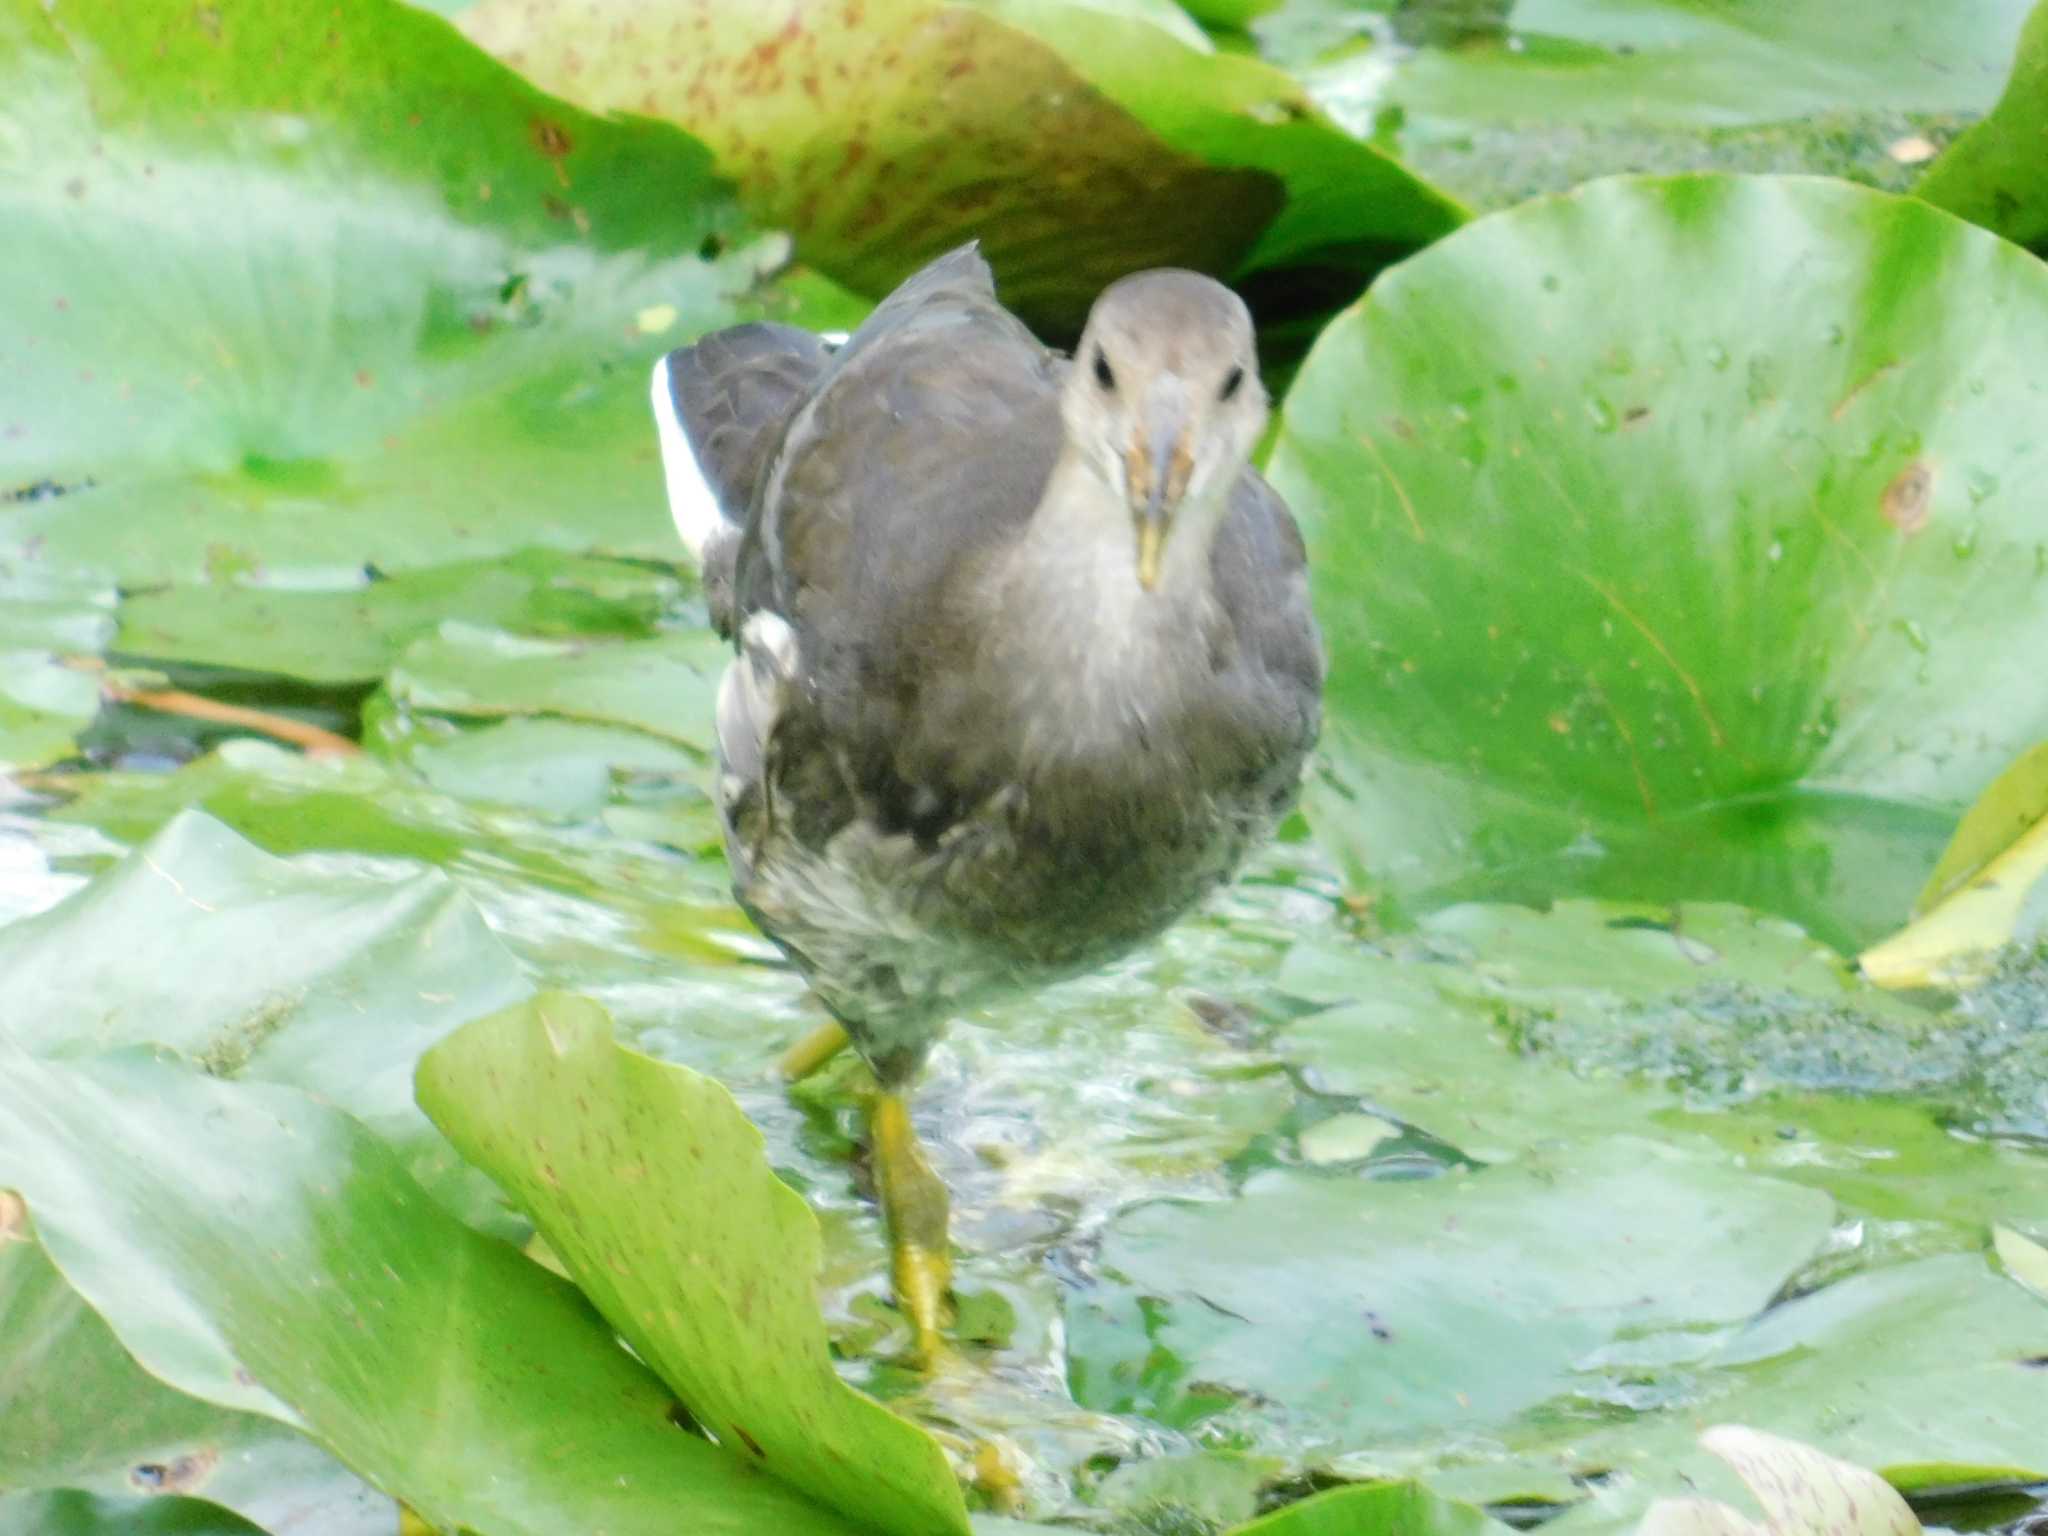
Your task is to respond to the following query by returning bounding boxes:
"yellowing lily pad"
[415,992,972,1536]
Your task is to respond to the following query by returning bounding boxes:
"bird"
[650,245,1322,1363]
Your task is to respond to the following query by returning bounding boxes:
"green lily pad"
[113,551,684,685]
[40,741,754,977]
[0,0,858,709]
[1183,0,1280,28]
[0,568,115,769]
[460,0,1463,336]
[1232,1479,1516,1536]
[1682,1097,2048,1259]
[373,714,704,818]
[1919,0,2048,250]
[366,617,723,817]
[0,1044,866,1536]
[1094,1449,1279,1529]
[1535,1255,2048,1501]
[1252,1,2033,210]
[0,1490,266,1536]
[0,808,531,1224]
[1273,900,1941,1161]
[1270,174,2048,951]
[0,1234,392,1534]
[1066,1135,1834,1455]
[379,621,721,751]
[415,992,972,1536]
[1282,898,2048,1176]
[0,652,103,772]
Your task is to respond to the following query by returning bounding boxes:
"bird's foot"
[871,1090,954,1368]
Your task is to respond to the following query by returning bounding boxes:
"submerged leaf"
[1067,1136,1833,1450]
[1527,1255,2048,1507]
[415,991,972,1536]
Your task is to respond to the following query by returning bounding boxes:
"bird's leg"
[778,1019,851,1080]
[870,1090,953,1366]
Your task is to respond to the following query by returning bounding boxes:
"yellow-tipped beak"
[1135,519,1166,591]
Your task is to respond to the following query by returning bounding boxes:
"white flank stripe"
[649,351,725,564]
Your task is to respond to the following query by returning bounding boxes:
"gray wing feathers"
[1214,472,1325,756]
[653,323,832,635]
[730,245,1065,831]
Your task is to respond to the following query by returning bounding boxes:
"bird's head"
[1061,270,1266,592]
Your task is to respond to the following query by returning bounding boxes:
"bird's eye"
[1219,365,1246,402]
[1093,348,1116,392]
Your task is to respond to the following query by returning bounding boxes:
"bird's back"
[739,247,1067,754]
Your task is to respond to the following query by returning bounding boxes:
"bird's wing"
[1209,470,1326,766]
[652,322,833,634]
[733,245,1067,837]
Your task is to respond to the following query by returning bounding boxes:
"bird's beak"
[1127,381,1194,592]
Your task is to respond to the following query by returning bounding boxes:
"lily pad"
[38,741,754,975]
[0,808,531,1223]
[1535,1254,2048,1501]
[1272,899,1950,1160]
[1919,0,2048,250]
[1252,0,2034,210]
[1066,1135,1834,1455]
[366,618,723,817]
[0,1233,393,1534]
[415,992,972,1536]
[0,0,856,703]
[0,1490,266,1536]
[1233,1478,1517,1536]
[1270,174,2048,950]
[1682,1097,2048,1257]
[0,567,115,769]
[379,621,721,751]
[459,0,1463,335]
[0,1043,867,1536]
[112,551,684,686]
[372,714,704,818]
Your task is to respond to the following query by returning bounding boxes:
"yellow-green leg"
[871,1090,953,1366]
[778,1019,851,1080]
